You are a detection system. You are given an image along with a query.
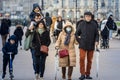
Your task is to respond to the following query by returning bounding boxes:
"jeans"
[109,30,113,39]
[30,48,37,74]
[35,53,47,77]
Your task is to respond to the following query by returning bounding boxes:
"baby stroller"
[100,20,109,49]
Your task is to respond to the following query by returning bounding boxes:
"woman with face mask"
[55,22,77,80]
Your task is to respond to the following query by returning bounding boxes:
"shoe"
[2,73,5,79]
[40,77,44,80]
[79,75,85,80]
[86,75,93,79]
[9,73,14,79]
[35,74,40,80]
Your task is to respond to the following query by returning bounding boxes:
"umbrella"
[96,47,100,80]
[55,47,59,80]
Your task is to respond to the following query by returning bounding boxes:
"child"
[14,25,24,49]
[2,35,18,79]
[29,3,43,21]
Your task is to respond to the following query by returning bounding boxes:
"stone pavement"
[0,27,120,80]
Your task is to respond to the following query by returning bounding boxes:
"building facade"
[1,0,120,20]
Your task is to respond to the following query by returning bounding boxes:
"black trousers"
[35,53,47,77]
[3,54,15,74]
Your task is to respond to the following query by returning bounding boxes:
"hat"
[84,12,92,16]
[8,35,17,42]
[33,3,41,11]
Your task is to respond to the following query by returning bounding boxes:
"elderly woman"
[55,22,77,80]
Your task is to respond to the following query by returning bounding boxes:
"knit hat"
[33,3,41,11]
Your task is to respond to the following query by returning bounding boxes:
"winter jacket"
[29,3,43,21]
[0,18,11,35]
[106,17,117,30]
[32,30,51,56]
[45,12,52,27]
[55,22,77,67]
[2,35,18,55]
[14,27,24,40]
[75,20,99,50]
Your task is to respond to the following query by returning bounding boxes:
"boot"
[68,67,73,80]
[62,67,66,79]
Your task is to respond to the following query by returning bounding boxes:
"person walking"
[54,16,65,39]
[55,22,77,80]
[44,12,52,31]
[75,12,99,80]
[106,15,117,40]
[14,25,24,49]
[25,13,42,80]
[32,20,51,80]
[0,13,11,47]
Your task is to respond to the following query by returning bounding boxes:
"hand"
[55,46,59,50]
[95,42,99,48]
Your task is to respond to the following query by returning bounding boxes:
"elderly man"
[75,12,99,80]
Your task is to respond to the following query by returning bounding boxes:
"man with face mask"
[75,12,99,80]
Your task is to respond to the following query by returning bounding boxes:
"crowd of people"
[0,3,119,80]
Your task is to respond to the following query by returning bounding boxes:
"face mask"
[38,28,44,34]
[66,27,72,33]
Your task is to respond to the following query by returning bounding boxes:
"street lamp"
[73,0,77,22]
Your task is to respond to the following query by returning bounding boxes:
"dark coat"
[76,20,84,29]
[45,13,52,27]
[2,35,18,55]
[75,21,99,50]
[0,18,11,35]
[29,3,43,21]
[106,17,117,30]
[14,27,24,40]
[32,30,51,56]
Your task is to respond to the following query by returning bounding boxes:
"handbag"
[59,49,69,58]
[37,33,49,54]
[40,45,49,54]
[24,34,33,51]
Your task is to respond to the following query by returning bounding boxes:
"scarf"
[64,32,71,45]
[38,28,44,35]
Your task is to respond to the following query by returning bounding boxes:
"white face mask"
[66,27,72,32]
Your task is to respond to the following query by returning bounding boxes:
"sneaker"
[40,77,44,80]
[35,74,40,80]
[86,75,93,79]
[79,75,85,80]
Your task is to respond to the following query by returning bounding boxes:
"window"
[62,0,66,8]
[69,0,74,8]
[77,0,80,8]
[84,0,88,7]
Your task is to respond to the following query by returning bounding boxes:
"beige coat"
[55,22,76,67]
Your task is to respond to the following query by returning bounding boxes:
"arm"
[75,23,81,43]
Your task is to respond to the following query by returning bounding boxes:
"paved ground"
[0,27,120,80]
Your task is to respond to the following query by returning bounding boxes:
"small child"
[29,3,43,21]
[2,35,18,79]
[14,25,24,49]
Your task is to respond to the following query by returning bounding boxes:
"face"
[65,26,72,33]
[34,7,40,13]
[35,16,41,22]
[58,17,62,21]
[84,15,92,22]
[38,23,44,29]
[10,40,15,44]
